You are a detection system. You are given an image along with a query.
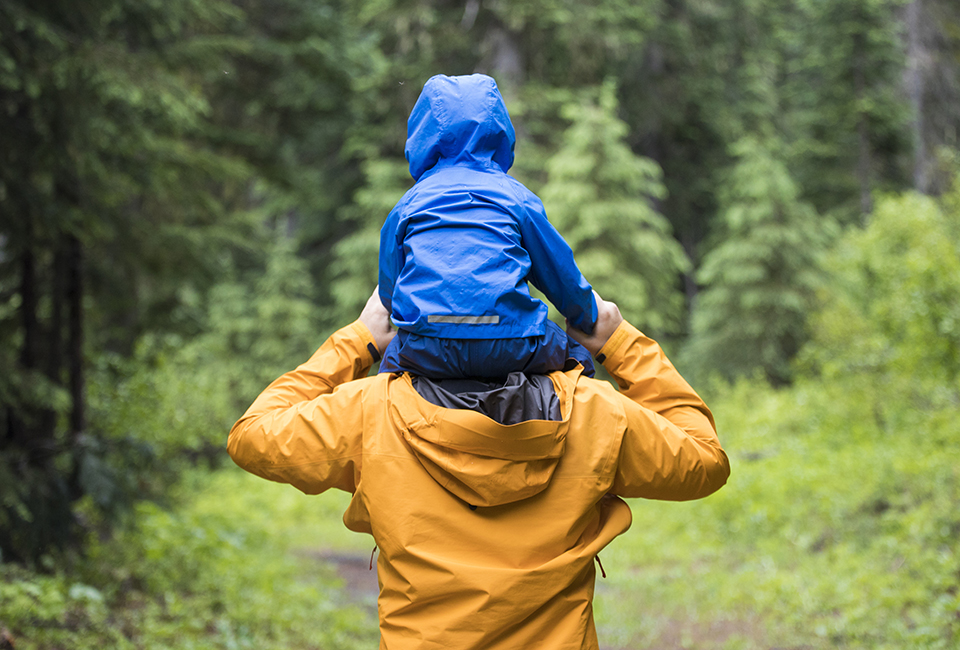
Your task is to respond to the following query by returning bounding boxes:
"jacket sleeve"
[378,203,405,315]
[517,193,598,334]
[598,321,730,501]
[226,321,379,495]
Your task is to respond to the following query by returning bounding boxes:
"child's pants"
[378,320,595,379]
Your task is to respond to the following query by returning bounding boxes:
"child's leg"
[378,332,408,374]
[379,331,485,378]
[522,320,595,377]
[379,331,454,376]
[380,333,537,379]
[380,324,595,378]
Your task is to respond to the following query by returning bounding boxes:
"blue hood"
[405,74,516,181]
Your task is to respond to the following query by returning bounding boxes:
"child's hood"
[405,73,516,181]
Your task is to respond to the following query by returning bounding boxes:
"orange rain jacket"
[228,319,730,650]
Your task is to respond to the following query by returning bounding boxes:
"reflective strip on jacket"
[228,320,730,650]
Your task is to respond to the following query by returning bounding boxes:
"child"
[378,73,598,379]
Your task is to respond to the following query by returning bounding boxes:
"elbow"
[226,416,254,468]
[692,448,731,500]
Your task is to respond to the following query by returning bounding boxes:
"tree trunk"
[39,242,68,440]
[6,244,40,449]
[19,246,38,371]
[67,235,85,439]
[681,233,699,327]
[853,31,874,222]
[480,20,524,94]
[905,0,929,193]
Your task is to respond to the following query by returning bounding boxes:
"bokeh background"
[1,0,959,648]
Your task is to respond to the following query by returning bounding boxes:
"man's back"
[228,311,729,649]
[343,366,628,649]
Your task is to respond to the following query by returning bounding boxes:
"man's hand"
[566,291,624,357]
[359,287,396,354]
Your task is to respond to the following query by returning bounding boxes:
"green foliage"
[802,189,960,389]
[597,184,960,642]
[329,158,411,322]
[89,232,323,478]
[1,7,959,647]
[0,0,256,560]
[4,181,959,648]
[784,0,911,219]
[594,372,960,649]
[598,180,960,648]
[0,469,375,649]
[684,136,832,385]
[541,81,689,335]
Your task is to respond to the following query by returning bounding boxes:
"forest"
[1,0,959,648]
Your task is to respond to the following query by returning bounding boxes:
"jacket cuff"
[348,320,382,366]
[594,320,641,368]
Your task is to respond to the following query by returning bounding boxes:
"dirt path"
[310,551,784,650]
[313,550,380,615]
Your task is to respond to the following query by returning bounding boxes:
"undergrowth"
[595,374,960,649]
[0,469,375,650]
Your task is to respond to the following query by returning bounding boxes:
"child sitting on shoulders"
[378,73,597,380]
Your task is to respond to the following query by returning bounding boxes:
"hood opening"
[391,369,580,508]
[411,373,561,425]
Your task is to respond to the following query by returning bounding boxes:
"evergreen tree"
[329,157,410,323]
[785,0,910,222]
[540,81,688,336]
[684,136,831,385]
[0,0,252,561]
[0,0,376,561]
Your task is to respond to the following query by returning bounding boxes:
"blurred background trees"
[2,0,959,570]
[3,2,960,647]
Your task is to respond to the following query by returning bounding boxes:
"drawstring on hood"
[405,74,516,181]
[595,555,606,579]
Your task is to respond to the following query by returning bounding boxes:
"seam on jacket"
[431,81,448,153]
[484,83,498,168]
[597,401,627,486]
[246,454,363,470]
[503,174,537,224]
[248,451,422,472]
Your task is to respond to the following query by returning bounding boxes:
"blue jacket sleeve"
[378,203,404,315]
[517,193,598,334]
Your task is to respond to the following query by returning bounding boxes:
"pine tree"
[684,136,832,385]
[540,81,688,336]
[785,0,910,222]
[0,0,250,560]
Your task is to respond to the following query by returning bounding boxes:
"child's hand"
[566,291,623,357]
[359,286,396,354]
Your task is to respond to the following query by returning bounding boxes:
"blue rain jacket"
[379,73,597,340]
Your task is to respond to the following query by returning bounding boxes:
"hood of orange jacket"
[387,370,577,508]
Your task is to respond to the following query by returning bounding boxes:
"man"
[228,288,730,650]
